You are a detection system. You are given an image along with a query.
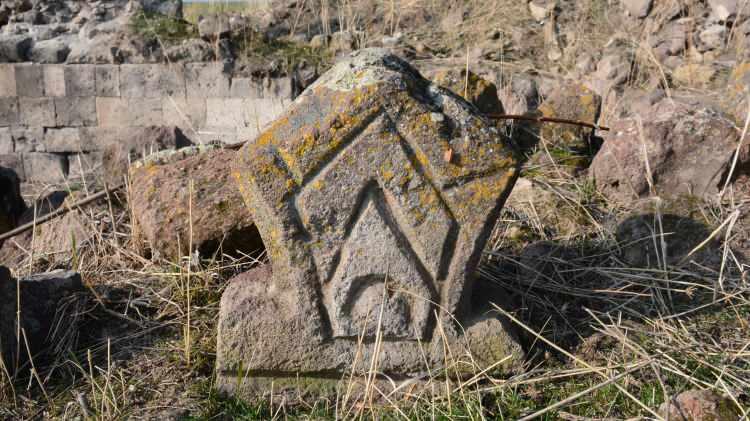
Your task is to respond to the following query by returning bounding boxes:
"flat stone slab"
[219,49,522,399]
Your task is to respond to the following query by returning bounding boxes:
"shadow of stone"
[7,281,180,392]
[615,213,718,269]
[480,212,746,363]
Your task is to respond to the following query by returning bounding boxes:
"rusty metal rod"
[486,113,610,131]
[0,183,125,243]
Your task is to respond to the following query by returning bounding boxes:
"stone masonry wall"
[0,62,292,184]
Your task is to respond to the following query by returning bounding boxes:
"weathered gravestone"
[218,49,523,398]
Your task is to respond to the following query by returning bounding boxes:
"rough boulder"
[590,97,744,201]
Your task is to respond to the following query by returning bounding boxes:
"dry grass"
[1,128,748,419]
[2,0,750,419]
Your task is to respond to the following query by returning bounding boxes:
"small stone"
[431,68,505,115]
[528,0,551,22]
[0,35,33,62]
[621,0,653,18]
[698,25,727,51]
[673,63,717,87]
[24,152,68,183]
[708,0,738,21]
[585,53,632,96]
[381,32,403,47]
[140,0,183,18]
[165,39,215,62]
[198,14,230,40]
[329,31,357,54]
[29,39,71,63]
[537,82,601,161]
[659,389,740,421]
[309,34,328,49]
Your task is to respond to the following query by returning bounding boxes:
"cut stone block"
[244,97,289,132]
[68,151,103,176]
[220,49,522,400]
[127,98,163,126]
[64,65,95,97]
[96,97,128,127]
[0,97,19,125]
[43,65,66,97]
[262,76,293,99]
[206,98,246,127]
[0,154,25,181]
[95,65,119,97]
[23,152,68,183]
[162,96,206,130]
[29,39,71,64]
[0,127,12,154]
[97,97,160,127]
[44,127,95,153]
[78,127,115,152]
[159,64,186,97]
[0,64,16,97]
[14,64,44,97]
[19,97,55,127]
[229,77,263,98]
[196,126,237,144]
[0,269,85,374]
[119,64,161,98]
[186,62,230,98]
[129,147,261,260]
[10,126,44,152]
[54,96,97,126]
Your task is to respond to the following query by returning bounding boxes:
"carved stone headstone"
[218,49,522,398]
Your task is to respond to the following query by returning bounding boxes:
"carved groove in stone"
[295,114,456,287]
[325,186,436,340]
[393,128,461,280]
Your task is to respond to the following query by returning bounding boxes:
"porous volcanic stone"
[431,69,505,115]
[0,269,84,374]
[590,97,743,201]
[129,147,261,260]
[538,81,601,152]
[659,389,740,421]
[220,49,523,400]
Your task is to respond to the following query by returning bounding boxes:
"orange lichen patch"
[378,160,396,183]
[450,168,517,222]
